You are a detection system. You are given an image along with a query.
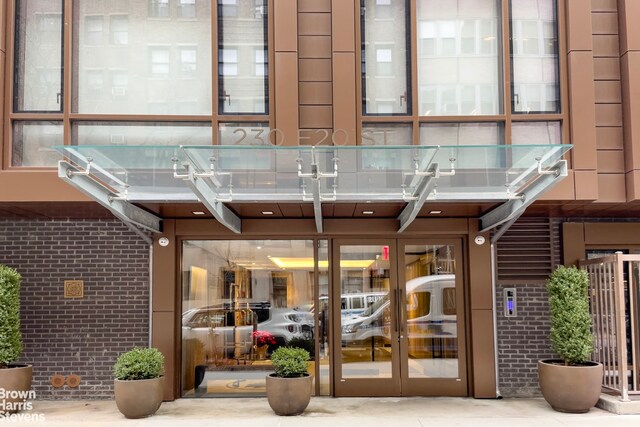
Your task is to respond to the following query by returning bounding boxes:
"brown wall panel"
[574,169,599,200]
[595,103,623,126]
[591,11,618,35]
[592,34,620,57]
[591,0,617,12]
[298,35,332,59]
[298,128,334,145]
[594,80,621,103]
[299,82,332,105]
[470,309,497,398]
[468,220,491,310]
[153,220,176,313]
[331,0,355,52]
[298,13,331,36]
[618,0,640,54]
[0,172,88,201]
[567,52,597,169]
[596,149,625,173]
[584,222,640,244]
[275,53,299,146]
[596,173,626,202]
[298,0,331,13]
[299,105,333,128]
[596,126,624,149]
[299,58,332,81]
[625,170,640,201]
[401,218,469,234]
[620,53,640,171]
[539,170,575,200]
[593,57,621,80]
[332,53,356,146]
[566,0,593,51]
[152,311,177,401]
[274,0,297,52]
[562,222,585,266]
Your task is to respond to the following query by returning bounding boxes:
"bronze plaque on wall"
[64,280,84,298]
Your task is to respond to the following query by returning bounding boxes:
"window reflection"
[181,240,316,397]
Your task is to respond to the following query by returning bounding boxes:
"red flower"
[252,330,277,346]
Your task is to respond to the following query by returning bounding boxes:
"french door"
[332,238,467,396]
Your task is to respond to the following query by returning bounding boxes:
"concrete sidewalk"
[3,397,639,427]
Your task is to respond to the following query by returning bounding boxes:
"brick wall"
[0,219,150,399]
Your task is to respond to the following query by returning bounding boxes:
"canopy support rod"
[58,161,161,241]
[312,168,323,233]
[397,163,439,233]
[480,160,568,232]
[183,164,242,234]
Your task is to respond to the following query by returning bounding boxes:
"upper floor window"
[178,0,197,19]
[149,0,170,18]
[110,15,129,45]
[218,0,268,114]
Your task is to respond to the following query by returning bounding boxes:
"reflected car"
[182,303,313,362]
[341,275,456,346]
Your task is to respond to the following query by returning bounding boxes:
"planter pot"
[0,365,33,415]
[265,374,312,416]
[538,359,603,413]
[114,377,164,419]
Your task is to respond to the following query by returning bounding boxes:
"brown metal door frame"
[331,237,468,397]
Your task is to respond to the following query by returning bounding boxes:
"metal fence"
[581,254,640,401]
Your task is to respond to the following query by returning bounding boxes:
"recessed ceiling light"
[192,211,206,215]
[362,210,375,215]
[429,210,442,215]
[261,211,274,215]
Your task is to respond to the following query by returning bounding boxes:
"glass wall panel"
[419,122,501,146]
[417,0,501,116]
[73,122,211,146]
[74,1,212,115]
[218,0,268,114]
[361,124,412,145]
[218,123,272,145]
[511,121,561,144]
[510,0,559,113]
[361,0,410,115]
[14,0,63,112]
[318,240,330,395]
[12,121,63,167]
[181,240,315,397]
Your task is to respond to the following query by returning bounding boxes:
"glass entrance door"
[333,239,467,396]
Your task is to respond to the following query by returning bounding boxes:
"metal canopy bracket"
[480,160,568,232]
[397,163,439,233]
[182,164,242,234]
[58,161,162,241]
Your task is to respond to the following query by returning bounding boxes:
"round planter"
[114,377,164,419]
[0,365,33,415]
[538,359,603,413]
[265,374,312,416]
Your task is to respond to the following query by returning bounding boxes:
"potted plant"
[252,330,277,360]
[113,347,165,419]
[0,264,32,416]
[265,346,312,416]
[538,265,603,413]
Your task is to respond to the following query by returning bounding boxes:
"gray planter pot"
[265,374,312,416]
[538,359,603,413]
[0,365,32,415]
[114,377,164,419]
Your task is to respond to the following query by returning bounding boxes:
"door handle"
[392,289,398,333]
[397,288,404,339]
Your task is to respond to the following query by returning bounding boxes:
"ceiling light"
[192,211,206,215]
[429,210,442,215]
[261,211,274,215]
[362,210,375,215]
[269,257,374,269]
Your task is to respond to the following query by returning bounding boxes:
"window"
[86,70,104,98]
[110,15,128,45]
[178,0,196,18]
[84,16,104,46]
[110,70,129,98]
[12,122,63,167]
[179,47,197,78]
[149,0,170,18]
[150,47,170,76]
[510,0,559,113]
[511,121,561,145]
[218,0,268,114]
[361,0,410,115]
[442,288,456,316]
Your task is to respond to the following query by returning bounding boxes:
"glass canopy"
[54,144,571,203]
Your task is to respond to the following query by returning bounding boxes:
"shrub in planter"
[113,347,165,419]
[0,264,32,416]
[266,347,312,415]
[538,265,603,413]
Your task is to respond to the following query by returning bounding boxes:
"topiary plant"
[0,264,23,368]
[547,265,594,365]
[270,346,309,378]
[114,348,164,380]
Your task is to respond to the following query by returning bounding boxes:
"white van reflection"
[341,274,456,347]
[320,292,386,318]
